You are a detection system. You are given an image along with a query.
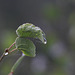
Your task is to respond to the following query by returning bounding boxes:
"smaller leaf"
[15,37,36,57]
[16,23,47,44]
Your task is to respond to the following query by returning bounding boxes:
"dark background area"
[0,0,75,75]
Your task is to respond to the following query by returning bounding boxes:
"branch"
[0,48,8,62]
[9,48,17,54]
[8,42,16,51]
[0,42,16,62]
[0,53,5,62]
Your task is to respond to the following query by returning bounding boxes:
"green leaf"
[16,23,47,44]
[15,37,36,57]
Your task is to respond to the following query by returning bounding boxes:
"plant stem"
[8,42,16,51]
[9,48,17,53]
[8,53,25,75]
[0,52,5,62]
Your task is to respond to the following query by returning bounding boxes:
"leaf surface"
[16,23,47,44]
[15,37,36,57]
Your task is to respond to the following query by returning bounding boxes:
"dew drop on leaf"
[43,38,47,44]
[42,32,47,44]
[44,40,47,44]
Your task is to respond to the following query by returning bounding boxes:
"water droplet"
[44,38,47,44]
[5,52,8,55]
[42,32,47,44]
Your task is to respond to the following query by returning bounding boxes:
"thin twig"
[9,48,17,53]
[0,48,8,62]
[0,42,16,62]
[8,42,16,50]
[0,53,5,62]
[8,72,13,75]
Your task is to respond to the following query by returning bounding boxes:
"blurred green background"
[0,0,75,75]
